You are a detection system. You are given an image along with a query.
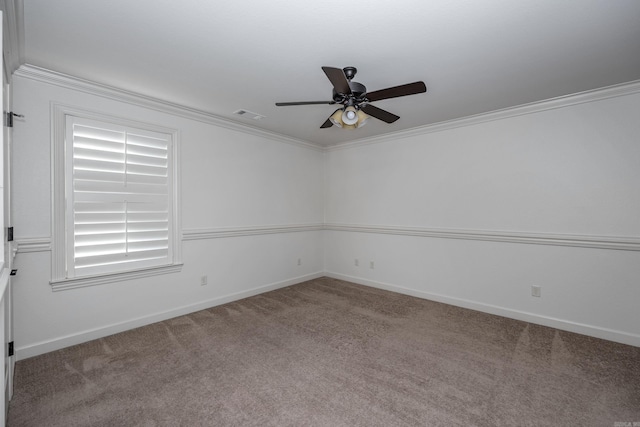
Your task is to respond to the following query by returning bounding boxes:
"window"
[52,106,181,290]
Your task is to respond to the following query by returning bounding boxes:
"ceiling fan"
[275,66,427,129]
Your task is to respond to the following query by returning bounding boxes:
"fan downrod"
[343,66,357,81]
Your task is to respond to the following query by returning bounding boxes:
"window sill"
[50,263,184,292]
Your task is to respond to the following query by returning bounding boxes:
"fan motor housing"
[332,81,367,103]
[349,81,366,97]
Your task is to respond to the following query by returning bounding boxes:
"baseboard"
[16,272,324,360]
[325,271,640,348]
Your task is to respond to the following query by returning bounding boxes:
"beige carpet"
[8,277,640,426]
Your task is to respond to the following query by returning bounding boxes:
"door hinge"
[10,269,17,276]
[7,226,13,242]
[4,111,24,128]
[8,341,14,357]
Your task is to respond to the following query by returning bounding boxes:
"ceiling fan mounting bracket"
[343,66,357,81]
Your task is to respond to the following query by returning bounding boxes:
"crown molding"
[14,65,640,154]
[325,223,640,252]
[327,79,640,151]
[1,0,24,77]
[14,64,323,152]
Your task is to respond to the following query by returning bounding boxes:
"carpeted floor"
[8,277,640,426]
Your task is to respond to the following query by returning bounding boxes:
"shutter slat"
[127,212,168,222]
[75,232,126,247]
[127,153,168,168]
[75,242,127,258]
[74,249,169,269]
[128,240,169,253]
[75,202,128,213]
[74,192,167,204]
[74,147,125,163]
[127,230,168,243]
[128,221,168,232]
[75,222,126,235]
[74,180,128,194]
[75,211,126,224]
[126,174,167,186]
[127,145,167,159]
[74,158,125,174]
[73,169,125,184]
[74,125,125,143]
[74,180,168,195]
[126,202,168,213]
[127,133,169,150]
[73,135,125,153]
[126,163,167,177]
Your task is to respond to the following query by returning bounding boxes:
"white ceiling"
[21,0,640,147]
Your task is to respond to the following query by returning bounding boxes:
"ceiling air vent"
[233,109,265,120]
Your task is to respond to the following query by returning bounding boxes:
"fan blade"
[322,66,351,95]
[320,118,333,128]
[320,109,341,128]
[366,81,427,102]
[275,101,335,106]
[361,104,400,123]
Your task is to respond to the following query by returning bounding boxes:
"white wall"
[10,69,640,358]
[11,72,325,358]
[325,88,640,346]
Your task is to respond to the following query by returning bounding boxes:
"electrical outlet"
[370,261,375,269]
[297,258,302,266]
[200,275,208,286]
[355,259,359,267]
[531,285,541,297]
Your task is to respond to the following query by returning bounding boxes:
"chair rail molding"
[182,223,324,241]
[15,237,51,254]
[324,223,640,252]
[18,225,640,252]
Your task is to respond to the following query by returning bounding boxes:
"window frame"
[51,104,182,291]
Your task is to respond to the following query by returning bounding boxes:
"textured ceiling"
[21,0,640,146]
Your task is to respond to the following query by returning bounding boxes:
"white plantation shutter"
[65,116,174,278]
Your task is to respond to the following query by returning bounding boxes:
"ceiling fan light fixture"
[342,106,359,125]
[329,109,344,127]
[355,109,369,128]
